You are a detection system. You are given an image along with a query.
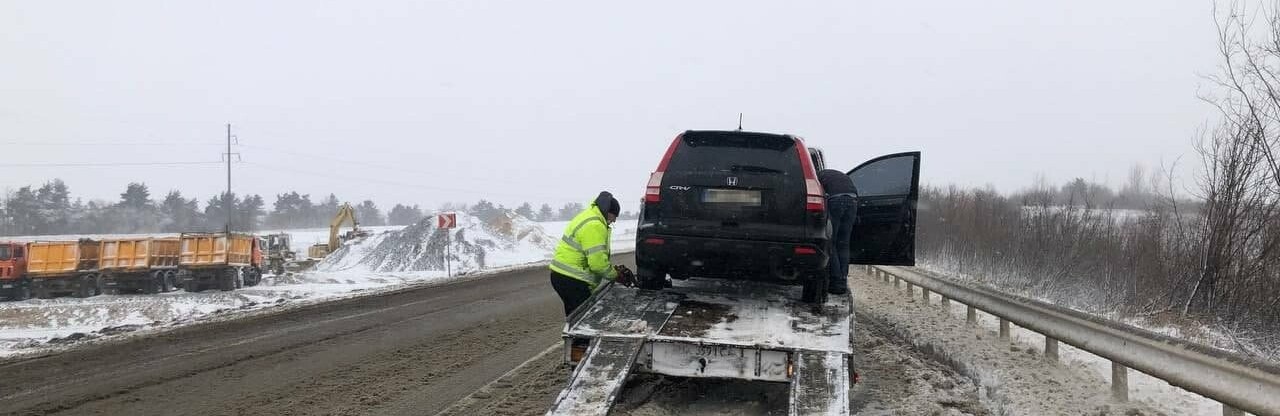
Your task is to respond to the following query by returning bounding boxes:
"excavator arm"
[328,203,360,251]
[308,203,367,259]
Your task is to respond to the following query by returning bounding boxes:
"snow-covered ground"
[0,218,638,359]
[856,268,1226,415]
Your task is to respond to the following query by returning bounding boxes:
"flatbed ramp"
[547,278,852,416]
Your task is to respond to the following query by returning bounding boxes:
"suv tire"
[801,275,828,304]
[636,267,666,290]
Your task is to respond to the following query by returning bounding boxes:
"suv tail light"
[645,172,664,203]
[645,135,683,204]
[795,140,825,212]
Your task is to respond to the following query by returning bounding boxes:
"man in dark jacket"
[817,164,858,295]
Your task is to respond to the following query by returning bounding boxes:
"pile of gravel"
[316,211,555,273]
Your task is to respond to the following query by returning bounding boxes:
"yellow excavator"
[307,203,371,259]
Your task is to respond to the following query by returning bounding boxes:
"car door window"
[849,155,916,197]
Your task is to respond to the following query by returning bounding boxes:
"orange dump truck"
[177,233,263,292]
[0,242,30,301]
[99,238,181,294]
[28,240,102,299]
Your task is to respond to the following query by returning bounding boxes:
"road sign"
[438,213,457,229]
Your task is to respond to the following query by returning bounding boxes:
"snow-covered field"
[0,219,638,359]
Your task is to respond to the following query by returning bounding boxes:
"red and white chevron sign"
[437,213,457,229]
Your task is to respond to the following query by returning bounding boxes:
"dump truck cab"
[0,242,31,301]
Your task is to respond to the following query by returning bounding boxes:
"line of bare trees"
[917,4,1280,361]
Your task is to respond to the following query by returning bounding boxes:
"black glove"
[614,265,636,287]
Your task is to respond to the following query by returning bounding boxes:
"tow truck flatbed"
[547,278,853,416]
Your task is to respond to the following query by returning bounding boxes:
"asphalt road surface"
[0,255,635,416]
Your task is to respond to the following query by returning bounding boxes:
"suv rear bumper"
[636,233,828,282]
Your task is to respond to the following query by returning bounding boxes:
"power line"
[0,161,225,167]
[0,141,224,146]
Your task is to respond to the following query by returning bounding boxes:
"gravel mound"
[317,211,555,273]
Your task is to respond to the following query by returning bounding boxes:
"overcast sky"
[1,1,1227,210]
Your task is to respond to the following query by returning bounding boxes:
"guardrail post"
[1045,337,1059,363]
[941,296,950,307]
[905,282,914,297]
[1222,404,1244,416]
[999,318,1010,341]
[883,271,890,283]
[921,288,931,304]
[1111,362,1128,402]
[894,275,901,288]
[966,305,976,325]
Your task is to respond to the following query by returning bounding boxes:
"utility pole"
[226,124,231,233]
[223,124,240,234]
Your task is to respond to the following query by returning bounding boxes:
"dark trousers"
[550,271,592,316]
[828,195,857,290]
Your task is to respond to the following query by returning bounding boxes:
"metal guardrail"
[866,265,1280,416]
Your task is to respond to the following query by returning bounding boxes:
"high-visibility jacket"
[549,203,616,291]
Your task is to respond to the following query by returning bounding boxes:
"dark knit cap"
[595,191,620,217]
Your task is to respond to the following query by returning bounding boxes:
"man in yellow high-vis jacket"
[549,191,620,315]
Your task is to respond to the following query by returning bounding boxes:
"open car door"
[847,152,920,266]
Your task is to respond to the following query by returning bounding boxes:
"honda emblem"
[727,177,738,186]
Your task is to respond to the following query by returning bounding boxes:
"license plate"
[703,189,761,206]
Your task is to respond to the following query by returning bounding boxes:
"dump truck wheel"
[74,276,96,298]
[219,270,236,291]
[143,272,161,294]
[244,268,262,287]
[34,284,53,299]
[14,285,31,301]
[162,271,177,292]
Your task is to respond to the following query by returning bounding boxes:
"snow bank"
[849,269,1169,415]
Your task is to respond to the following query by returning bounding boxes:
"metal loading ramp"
[547,278,853,416]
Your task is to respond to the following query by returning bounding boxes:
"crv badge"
[669,186,692,191]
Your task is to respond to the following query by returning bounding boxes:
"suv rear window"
[666,132,799,175]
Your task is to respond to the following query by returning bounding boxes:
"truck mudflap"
[550,278,853,416]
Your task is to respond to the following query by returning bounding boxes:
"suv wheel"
[801,275,828,304]
[636,267,666,290]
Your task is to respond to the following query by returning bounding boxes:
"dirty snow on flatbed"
[0,216,637,358]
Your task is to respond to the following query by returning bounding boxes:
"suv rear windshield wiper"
[729,164,784,174]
